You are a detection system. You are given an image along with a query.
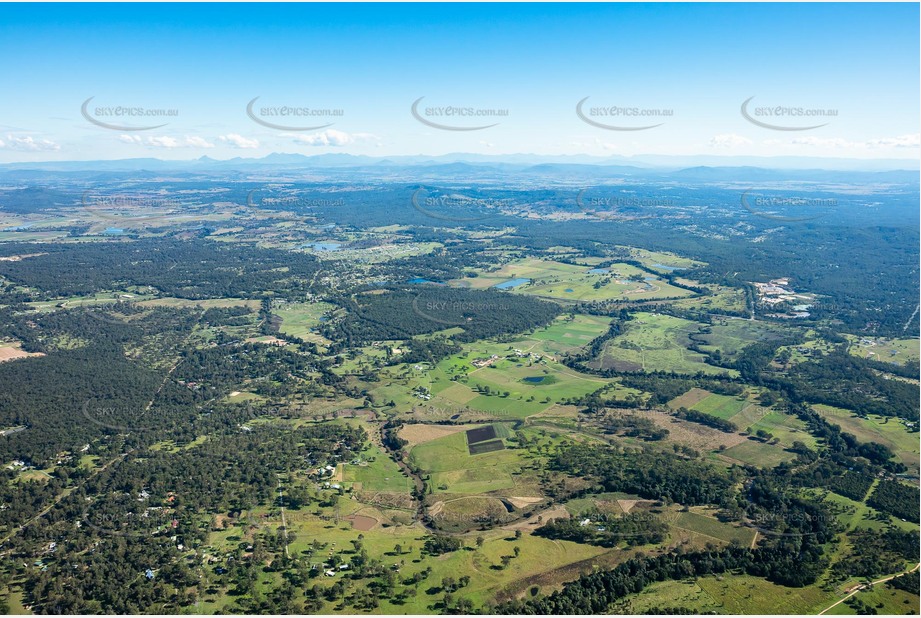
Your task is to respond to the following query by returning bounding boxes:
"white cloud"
[120,135,216,149]
[570,138,618,151]
[709,133,752,148]
[790,136,853,149]
[147,136,180,149]
[770,134,920,151]
[865,134,920,149]
[218,133,259,149]
[294,129,377,147]
[0,135,60,151]
[185,136,215,148]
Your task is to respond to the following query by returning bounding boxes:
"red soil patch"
[346,514,378,531]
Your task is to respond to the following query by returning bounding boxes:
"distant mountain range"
[0,152,917,178]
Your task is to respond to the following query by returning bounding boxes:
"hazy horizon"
[1,150,918,172]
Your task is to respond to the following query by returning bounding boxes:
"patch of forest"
[324,285,560,344]
[0,240,323,299]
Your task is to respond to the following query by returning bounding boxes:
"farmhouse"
[472,354,500,368]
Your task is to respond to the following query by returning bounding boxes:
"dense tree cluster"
[0,240,323,300]
[674,406,737,433]
[400,336,462,364]
[825,471,876,502]
[867,480,921,524]
[831,528,920,579]
[534,510,668,547]
[599,413,669,441]
[549,444,738,506]
[780,350,920,422]
[889,572,921,595]
[325,285,559,344]
[0,344,165,466]
[422,535,463,555]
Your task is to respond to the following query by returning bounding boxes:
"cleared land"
[0,344,44,363]
[587,312,735,376]
[469,440,506,455]
[813,404,920,476]
[275,300,335,345]
[409,427,559,497]
[341,445,414,493]
[846,335,919,366]
[617,573,836,614]
[466,425,498,444]
[385,334,615,420]
[690,392,746,419]
[694,318,792,362]
[397,423,467,447]
[664,389,813,465]
[454,257,694,303]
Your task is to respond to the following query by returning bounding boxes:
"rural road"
[817,562,920,615]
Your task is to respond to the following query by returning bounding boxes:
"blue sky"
[0,2,917,162]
